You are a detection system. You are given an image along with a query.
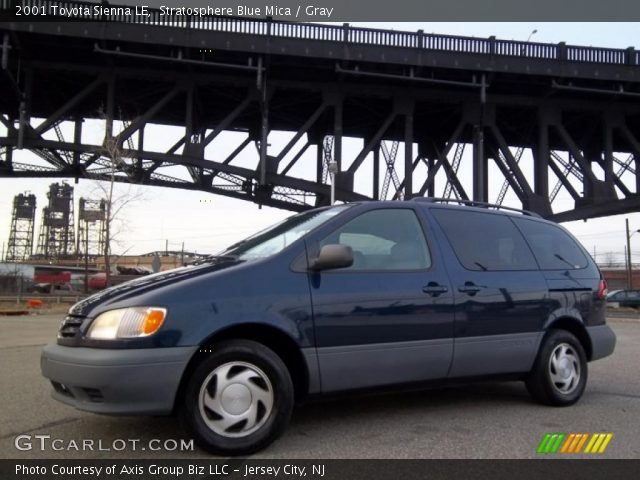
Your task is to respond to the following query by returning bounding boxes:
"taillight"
[597,279,608,300]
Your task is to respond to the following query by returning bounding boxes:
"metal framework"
[35,183,76,259]
[77,198,106,258]
[6,192,36,261]
[1,1,640,222]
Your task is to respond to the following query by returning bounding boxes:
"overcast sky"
[1,22,639,265]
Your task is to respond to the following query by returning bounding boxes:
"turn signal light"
[143,309,166,335]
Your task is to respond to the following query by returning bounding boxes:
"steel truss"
[1,24,640,222]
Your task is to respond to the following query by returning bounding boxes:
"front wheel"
[525,329,588,406]
[181,340,294,455]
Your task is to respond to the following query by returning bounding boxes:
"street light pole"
[328,160,338,205]
[626,218,632,289]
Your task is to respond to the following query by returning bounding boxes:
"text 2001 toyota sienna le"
[41,199,616,455]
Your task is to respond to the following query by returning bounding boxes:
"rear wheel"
[181,340,293,455]
[526,329,587,406]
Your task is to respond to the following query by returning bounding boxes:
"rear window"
[513,218,588,270]
[432,209,537,271]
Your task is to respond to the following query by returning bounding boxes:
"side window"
[320,209,431,271]
[627,291,640,299]
[514,218,588,270]
[432,209,537,271]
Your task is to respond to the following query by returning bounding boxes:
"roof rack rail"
[410,197,542,218]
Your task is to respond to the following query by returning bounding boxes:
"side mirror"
[310,244,354,271]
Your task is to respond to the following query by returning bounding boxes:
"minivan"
[41,199,616,455]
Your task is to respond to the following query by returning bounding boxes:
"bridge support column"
[472,125,487,203]
[535,111,550,199]
[316,140,323,184]
[3,116,13,170]
[105,75,115,140]
[404,111,414,199]
[603,121,615,186]
[259,102,268,186]
[426,157,435,197]
[73,118,83,176]
[373,145,380,200]
[333,98,343,170]
[17,69,33,150]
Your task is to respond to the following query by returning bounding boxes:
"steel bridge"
[2,0,640,221]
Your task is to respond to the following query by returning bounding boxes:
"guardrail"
[2,0,639,66]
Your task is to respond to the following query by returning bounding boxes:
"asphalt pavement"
[0,313,638,459]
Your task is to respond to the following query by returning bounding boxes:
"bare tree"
[96,113,145,287]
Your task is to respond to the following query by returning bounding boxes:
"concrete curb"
[606,316,640,323]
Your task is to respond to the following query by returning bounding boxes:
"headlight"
[86,307,167,340]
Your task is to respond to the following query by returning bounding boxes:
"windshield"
[218,205,352,260]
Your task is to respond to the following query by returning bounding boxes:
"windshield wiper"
[191,254,240,266]
[554,254,579,269]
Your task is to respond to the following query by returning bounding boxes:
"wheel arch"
[545,317,593,361]
[174,323,309,412]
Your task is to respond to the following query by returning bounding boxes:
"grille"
[82,388,104,403]
[58,315,86,338]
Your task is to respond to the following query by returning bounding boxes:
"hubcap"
[548,343,581,394]
[198,361,274,438]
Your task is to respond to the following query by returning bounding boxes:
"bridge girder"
[1,17,640,221]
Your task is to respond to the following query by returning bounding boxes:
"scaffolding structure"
[77,198,107,258]
[6,193,37,261]
[35,183,76,259]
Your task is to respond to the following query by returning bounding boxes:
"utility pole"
[328,160,338,204]
[84,219,89,294]
[626,218,633,289]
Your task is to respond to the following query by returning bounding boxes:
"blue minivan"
[41,199,616,455]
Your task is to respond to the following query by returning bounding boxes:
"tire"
[525,329,588,406]
[180,340,294,456]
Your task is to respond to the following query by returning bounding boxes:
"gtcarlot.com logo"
[537,433,613,455]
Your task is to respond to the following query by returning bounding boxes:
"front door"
[308,207,454,392]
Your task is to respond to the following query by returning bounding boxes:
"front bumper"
[586,324,616,361]
[41,344,198,415]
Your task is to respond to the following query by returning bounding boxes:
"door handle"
[422,283,448,296]
[458,282,482,295]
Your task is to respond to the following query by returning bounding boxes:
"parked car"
[606,289,640,308]
[32,283,76,294]
[41,199,616,455]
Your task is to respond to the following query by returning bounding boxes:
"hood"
[69,258,243,316]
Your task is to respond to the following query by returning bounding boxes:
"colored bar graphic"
[545,434,558,453]
[584,434,598,453]
[538,433,613,454]
[574,434,589,453]
[537,433,552,454]
[550,434,565,453]
[560,434,575,453]
[598,434,613,453]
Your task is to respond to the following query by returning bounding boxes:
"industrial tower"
[6,193,37,261]
[36,183,76,259]
[77,198,106,258]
